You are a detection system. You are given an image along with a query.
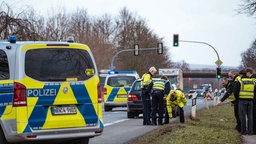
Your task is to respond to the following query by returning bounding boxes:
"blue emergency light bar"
[108,70,137,75]
[8,36,16,43]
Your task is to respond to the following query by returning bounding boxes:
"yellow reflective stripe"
[18,77,44,88]
[21,43,90,51]
[42,107,86,129]
[0,80,13,84]
[16,107,28,134]
[54,82,78,105]
[153,81,165,90]
[1,106,16,120]
[228,94,236,102]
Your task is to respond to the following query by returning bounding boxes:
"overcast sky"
[5,0,256,67]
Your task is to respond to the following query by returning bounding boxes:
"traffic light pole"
[110,47,162,70]
[179,40,221,104]
[179,40,220,61]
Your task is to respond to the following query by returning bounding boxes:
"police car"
[103,70,139,111]
[0,36,103,144]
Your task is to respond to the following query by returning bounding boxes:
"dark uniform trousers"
[151,90,164,125]
[253,102,256,133]
[233,101,241,132]
[141,88,151,125]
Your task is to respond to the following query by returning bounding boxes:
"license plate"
[51,106,77,115]
[117,94,127,98]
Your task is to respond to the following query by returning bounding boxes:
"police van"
[103,70,139,111]
[0,36,103,144]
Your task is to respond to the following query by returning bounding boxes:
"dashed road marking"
[104,119,129,127]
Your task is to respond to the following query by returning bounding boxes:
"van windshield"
[107,76,136,87]
[25,48,95,81]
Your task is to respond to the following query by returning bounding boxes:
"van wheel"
[104,105,112,112]
[0,127,9,144]
[127,112,134,118]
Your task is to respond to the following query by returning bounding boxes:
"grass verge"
[126,103,241,144]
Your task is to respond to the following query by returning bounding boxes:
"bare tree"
[238,0,256,16]
[241,39,256,69]
[0,4,172,75]
[45,8,70,41]
[171,60,190,71]
[0,2,37,40]
[113,7,171,75]
[68,9,91,43]
[91,14,116,70]
[20,9,46,40]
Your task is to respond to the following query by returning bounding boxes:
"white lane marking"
[104,119,129,127]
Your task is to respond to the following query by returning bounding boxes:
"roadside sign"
[215,60,223,67]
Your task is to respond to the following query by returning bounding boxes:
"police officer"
[245,67,256,134]
[161,76,171,124]
[141,66,157,125]
[234,69,256,135]
[228,70,241,132]
[219,77,240,132]
[166,89,187,123]
[148,75,170,125]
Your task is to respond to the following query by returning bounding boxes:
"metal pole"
[179,40,220,61]
[179,40,221,98]
[110,47,161,70]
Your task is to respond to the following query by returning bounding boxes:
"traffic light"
[134,44,139,56]
[157,43,163,54]
[173,34,179,47]
[216,67,221,79]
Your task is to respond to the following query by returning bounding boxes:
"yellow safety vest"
[234,75,241,82]
[152,79,165,91]
[226,82,236,102]
[140,73,152,88]
[239,78,254,99]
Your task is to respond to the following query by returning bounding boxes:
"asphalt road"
[89,97,214,144]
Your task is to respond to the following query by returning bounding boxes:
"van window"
[107,76,136,87]
[25,48,95,81]
[0,50,9,80]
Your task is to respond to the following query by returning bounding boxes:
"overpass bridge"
[183,70,229,78]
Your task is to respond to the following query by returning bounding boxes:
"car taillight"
[13,82,27,107]
[128,94,138,101]
[104,87,107,95]
[97,83,102,103]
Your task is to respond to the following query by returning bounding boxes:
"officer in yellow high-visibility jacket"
[140,66,157,125]
[220,77,236,103]
[147,76,170,125]
[219,77,240,131]
[234,69,256,135]
[166,89,187,123]
[245,67,256,134]
[228,70,241,132]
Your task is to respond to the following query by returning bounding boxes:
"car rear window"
[0,50,9,80]
[25,48,95,81]
[131,81,141,91]
[107,76,136,87]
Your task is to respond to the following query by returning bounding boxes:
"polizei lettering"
[27,89,57,97]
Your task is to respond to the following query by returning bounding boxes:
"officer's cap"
[149,66,157,72]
